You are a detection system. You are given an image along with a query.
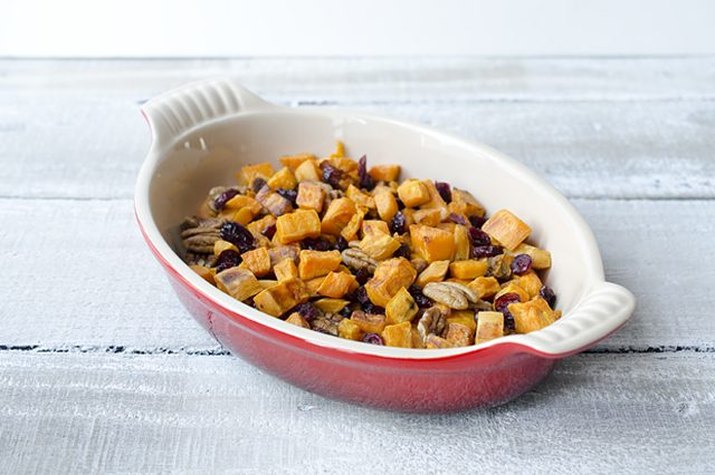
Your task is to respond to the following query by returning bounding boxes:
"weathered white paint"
[0,352,713,473]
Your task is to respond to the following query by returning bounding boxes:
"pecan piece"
[417,306,447,343]
[341,248,378,273]
[422,282,470,309]
[180,216,223,253]
[310,312,344,336]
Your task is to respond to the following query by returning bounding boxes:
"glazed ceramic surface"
[135,78,636,412]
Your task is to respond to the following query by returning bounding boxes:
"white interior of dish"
[137,105,607,359]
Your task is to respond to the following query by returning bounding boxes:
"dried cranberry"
[468,227,491,247]
[448,213,468,225]
[434,181,452,202]
[301,237,333,251]
[251,177,267,193]
[213,189,240,211]
[540,285,557,308]
[334,236,349,252]
[468,215,487,229]
[220,221,255,253]
[262,224,277,240]
[293,302,320,322]
[339,305,353,318]
[320,162,343,188]
[354,268,372,285]
[362,333,384,345]
[394,243,411,258]
[494,292,521,314]
[395,198,405,210]
[409,285,432,308]
[215,250,242,272]
[511,254,532,275]
[472,245,503,258]
[503,311,516,332]
[275,188,298,206]
[358,155,375,190]
[348,287,370,305]
[389,211,406,234]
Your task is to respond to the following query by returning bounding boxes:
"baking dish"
[135,78,636,412]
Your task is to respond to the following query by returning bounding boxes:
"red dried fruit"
[301,237,333,251]
[215,249,242,272]
[293,302,320,322]
[251,177,267,193]
[448,213,468,225]
[276,188,298,206]
[389,210,406,234]
[540,285,557,308]
[494,292,520,314]
[334,236,349,251]
[320,162,343,188]
[262,224,277,240]
[220,221,256,253]
[394,243,411,258]
[472,245,503,258]
[408,285,432,308]
[358,155,375,190]
[362,333,384,345]
[468,215,487,229]
[510,254,533,275]
[213,189,240,211]
[434,181,452,202]
[468,227,491,247]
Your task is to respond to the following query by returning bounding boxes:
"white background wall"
[2,0,714,57]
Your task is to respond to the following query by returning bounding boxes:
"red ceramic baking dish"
[135,79,636,412]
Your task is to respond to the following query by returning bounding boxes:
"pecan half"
[310,312,344,336]
[422,282,475,309]
[341,248,378,273]
[180,216,224,253]
[417,306,447,343]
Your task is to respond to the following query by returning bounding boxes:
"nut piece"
[180,216,223,253]
[341,248,378,273]
[285,312,310,328]
[311,312,344,336]
[417,306,447,343]
[359,232,401,261]
[422,281,478,310]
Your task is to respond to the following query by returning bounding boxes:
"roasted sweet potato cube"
[255,185,293,217]
[476,311,504,343]
[419,180,447,210]
[467,276,501,299]
[296,181,326,212]
[449,259,488,280]
[258,279,279,289]
[453,225,470,261]
[275,209,321,243]
[425,334,453,349]
[213,239,238,257]
[410,224,455,263]
[415,260,450,287]
[482,209,532,251]
[280,153,316,171]
[346,185,375,209]
[495,282,530,303]
[451,188,485,217]
[321,197,357,235]
[508,297,560,334]
[374,189,399,222]
[267,166,298,190]
[445,322,474,346]
[294,159,322,182]
[190,264,216,284]
[411,325,425,349]
[361,220,389,236]
[326,155,358,174]
[317,271,358,298]
[215,267,264,301]
[237,162,275,185]
[397,179,430,207]
[246,215,276,238]
[314,298,350,313]
[447,311,477,332]
[513,243,552,269]
[223,207,255,225]
[240,247,271,277]
[305,276,326,295]
[338,318,363,340]
[273,258,299,281]
[285,312,310,328]
[351,311,386,334]
[365,257,417,307]
[268,244,300,266]
[332,141,346,158]
[340,208,365,242]
[359,232,401,261]
[385,287,419,324]
[514,271,543,299]
[381,321,413,348]
[368,164,401,182]
[413,208,442,226]
[253,277,310,317]
[298,250,342,280]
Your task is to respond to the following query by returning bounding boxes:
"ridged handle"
[141,78,273,148]
[518,281,636,357]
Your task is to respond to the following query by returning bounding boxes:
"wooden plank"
[1,95,714,199]
[0,352,713,473]
[0,198,712,350]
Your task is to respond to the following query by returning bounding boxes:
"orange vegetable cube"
[385,287,419,324]
[314,298,350,313]
[476,311,504,343]
[240,247,271,277]
[508,297,561,334]
[361,220,389,236]
[514,271,543,299]
[280,153,316,171]
[253,277,310,317]
[296,181,326,212]
[351,311,386,334]
[338,319,363,340]
[467,276,501,299]
[449,259,488,280]
[397,179,430,207]
[267,166,298,190]
[365,257,417,307]
[482,209,532,251]
[495,282,530,303]
[237,162,275,185]
[298,250,342,280]
[294,159,322,182]
[285,312,310,328]
[359,232,401,261]
[381,321,413,348]
[419,180,447,210]
[225,195,262,214]
[275,209,321,243]
[321,197,357,235]
[453,225,470,261]
[445,322,474,346]
[409,224,455,263]
[412,208,442,226]
[190,264,216,285]
[340,207,365,242]
[368,164,401,182]
[317,271,358,298]
[213,239,238,257]
[273,258,299,281]
[512,243,551,269]
[374,190,399,222]
[246,215,276,238]
[346,185,376,209]
[450,188,485,217]
[447,311,477,332]
[415,260,450,287]
[214,267,264,302]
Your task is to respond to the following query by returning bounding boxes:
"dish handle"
[140,78,273,149]
[519,281,636,357]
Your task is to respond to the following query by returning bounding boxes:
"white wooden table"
[1,58,714,473]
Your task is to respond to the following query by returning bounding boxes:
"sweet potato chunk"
[453,225,470,261]
[285,312,310,328]
[467,276,501,299]
[513,243,551,269]
[215,267,263,302]
[275,209,321,244]
[298,250,342,280]
[412,208,442,226]
[338,319,363,340]
[415,260,450,287]
[445,322,474,346]
[361,220,390,236]
[410,224,455,263]
[369,164,401,182]
[190,264,216,284]
[419,180,447,210]
[213,239,238,256]
[296,181,326,213]
[267,166,298,190]
[424,334,453,349]
[253,277,310,317]
[314,298,350,313]
[514,271,543,299]
[495,282,530,303]
[397,179,430,207]
[317,271,358,298]
[346,185,375,209]
[508,297,561,334]
[240,247,271,277]
[482,209,532,251]
[246,215,276,238]
[351,311,386,334]
[359,232,401,261]
[294,159,322,182]
[374,190,399,222]
[237,162,275,185]
[280,153,316,171]
[385,287,419,324]
[255,185,293,217]
[447,311,477,332]
[224,194,262,214]
[273,258,299,281]
[340,208,365,242]
[321,197,357,235]
[365,257,417,307]
[268,244,300,266]
[449,259,488,280]
[450,188,485,217]
[382,321,413,348]
[476,311,504,343]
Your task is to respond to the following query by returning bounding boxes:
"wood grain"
[1,197,712,351]
[0,352,712,473]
